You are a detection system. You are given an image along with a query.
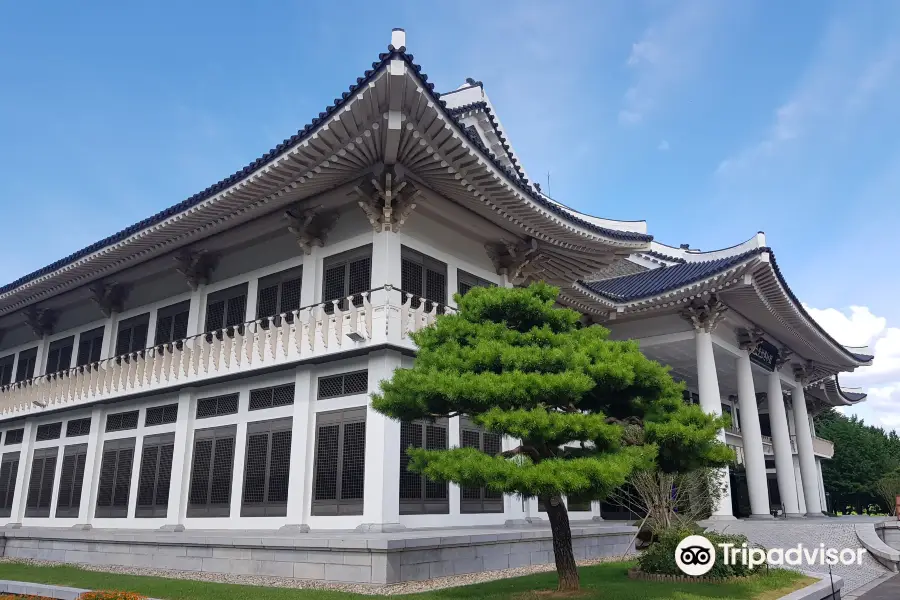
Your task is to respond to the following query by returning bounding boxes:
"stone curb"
[0,578,162,600]
[776,570,844,600]
[855,523,900,573]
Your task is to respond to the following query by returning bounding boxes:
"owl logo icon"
[675,535,716,576]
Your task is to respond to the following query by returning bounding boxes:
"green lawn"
[0,561,813,600]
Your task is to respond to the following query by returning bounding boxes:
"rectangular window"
[460,418,504,514]
[4,428,23,446]
[196,393,239,419]
[45,336,75,376]
[204,284,248,334]
[401,247,447,310]
[135,433,175,518]
[0,355,15,387]
[322,245,372,312]
[15,348,38,382]
[566,492,593,512]
[457,270,495,296]
[76,327,105,368]
[95,437,135,518]
[25,447,58,518]
[399,419,449,515]
[317,371,368,400]
[312,408,366,516]
[105,410,139,433]
[66,418,91,438]
[241,418,292,517]
[115,313,150,357]
[55,444,88,518]
[0,452,20,518]
[187,425,236,517]
[249,384,295,411]
[145,403,179,427]
[35,422,62,441]
[257,267,303,325]
[154,301,190,346]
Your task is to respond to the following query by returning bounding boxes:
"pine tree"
[372,283,732,590]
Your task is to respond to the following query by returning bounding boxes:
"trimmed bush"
[638,526,757,578]
[77,592,146,600]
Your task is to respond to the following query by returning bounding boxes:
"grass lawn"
[0,561,813,600]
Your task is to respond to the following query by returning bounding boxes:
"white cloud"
[657,140,670,151]
[619,0,727,125]
[805,303,900,431]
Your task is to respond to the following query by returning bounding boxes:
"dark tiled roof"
[643,249,687,264]
[582,249,764,302]
[842,389,867,402]
[1,42,650,297]
[447,100,527,181]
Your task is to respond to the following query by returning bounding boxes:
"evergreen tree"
[373,283,731,590]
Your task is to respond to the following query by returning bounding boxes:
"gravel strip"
[0,555,632,595]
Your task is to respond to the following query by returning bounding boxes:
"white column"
[8,422,35,525]
[448,416,461,517]
[767,371,800,516]
[244,278,259,323]
[791,383,823,515]
[736,350,771,518]
[695,329,734,519]
[165,388,195,530]
[284,365,314,532]
[299,247,320,307]
[146,310,159,347]
[360,349,403,531]
[794,456,807,513]
[229,420,248,520]
[69,333,81,369]
[100,312,120,359]
[77,405,106,528]
[817,459,828,513]
[185,285,207,337]
[33,337,49,377]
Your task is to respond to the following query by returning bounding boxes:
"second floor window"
[457,270,495,296]
[0,355,13,387]
[155,301,190,346]
[15,348,37,382]
[322,246,372,311]
[45,336,75,376]
[257,267,303,324]
[76,327,104,368]
[204,284,247,334]
[401,247,447,310]
[115,314,150,357]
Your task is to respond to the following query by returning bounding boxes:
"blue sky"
[2,1,900,426]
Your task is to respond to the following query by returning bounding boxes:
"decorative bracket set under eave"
[174,249,219,291]
[283,204,341,254]
[484,238,540,284]
[89,281,132,318]
[24,305,56,338]
[353,168,421,233]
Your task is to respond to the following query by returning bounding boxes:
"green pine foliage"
[373,282,732,502]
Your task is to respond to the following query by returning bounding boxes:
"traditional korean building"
[0,30,870,581]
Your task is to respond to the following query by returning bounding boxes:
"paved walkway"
[703,519,891,593]
[848,573,900,599]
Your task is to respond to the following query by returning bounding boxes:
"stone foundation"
[0,523,636,585]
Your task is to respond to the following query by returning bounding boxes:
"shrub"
[638,526,758,578]
[77,592,146,600]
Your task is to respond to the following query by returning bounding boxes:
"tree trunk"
[543,495,580,591]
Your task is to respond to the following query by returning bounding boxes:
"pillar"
[164,388,195,530]
[817,459,828,513]
[359,349,403,531]
[736,350,771,518]
[766,371,800,516]
[282,365,314,533]
[100,312,119,359]
[74,404,105,529]
[7,422,35,526]
[244,278,259,323]
[791,383,823,515]
[694,329,734,519]
[185,285,208,337]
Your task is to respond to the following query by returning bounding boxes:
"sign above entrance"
[749,340,780,372]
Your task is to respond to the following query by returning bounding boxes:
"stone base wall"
[0,524,635,585]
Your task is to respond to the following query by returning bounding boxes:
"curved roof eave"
[0,36,651,310]
[645,232,766,264]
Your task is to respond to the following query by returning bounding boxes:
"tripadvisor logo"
[674,534,868,576]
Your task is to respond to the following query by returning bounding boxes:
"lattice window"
[35,422,62,441]
[115,314,150,358]
[75,327,105,368]
[66,418,91,438]
[145,403,179,427]
[322,246,372,312]
[154,301,190,346]
[15,348,37,382]
[0,355,14,387]
[399,420,449,515]
[25,447,58,518]
[4,428,23,446]
[312,408,366,516]
[241,419,292,517]
[457,270,495,297]
[317,370,368,400]
[249,383,295,411]
[196,393,239,419]
[0,452,20,518]
[401,247,447,311]
[55,444,88,518]
[135,433,175,518]
[460,418,504,514]
[45,336,75,376]
[105,410,139,433]
[566,492,594,512]
[257,268,303,326]
[187,425,236,517]
[95,438,135,518]
[205,284,248,335]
